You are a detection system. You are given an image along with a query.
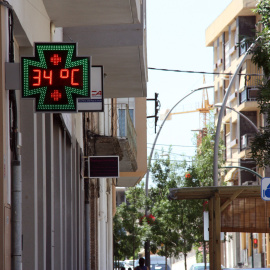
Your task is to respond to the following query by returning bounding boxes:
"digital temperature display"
[21,43,90,112]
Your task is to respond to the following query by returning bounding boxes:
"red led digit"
[71,69,80,86]
[32,69,41,86]
[60,69,69,79]
[43,70,53,85]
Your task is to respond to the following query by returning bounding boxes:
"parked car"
[189,263,225,270]
[134,256,171,270]
[125,259,135,270]
[150,255,171,270]
[114,260,125,270]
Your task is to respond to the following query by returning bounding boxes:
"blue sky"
[146,0,233,166]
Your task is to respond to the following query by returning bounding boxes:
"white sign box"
[77,66,104,112]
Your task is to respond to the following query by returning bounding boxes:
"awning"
[168,185,267,270]
[169,185,270,233]
[169,185,260,201]
[224,168,238,182]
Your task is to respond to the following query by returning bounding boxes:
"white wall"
[98,178,114,270]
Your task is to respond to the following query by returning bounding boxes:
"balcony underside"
[14,1,147,98]
[66,24,147,98]
[43,0,141,27]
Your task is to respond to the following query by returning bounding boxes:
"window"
[238,16,256,56]
[118,108,134,137]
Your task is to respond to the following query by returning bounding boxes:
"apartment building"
[0,0,147,270]
[205,0,270,268]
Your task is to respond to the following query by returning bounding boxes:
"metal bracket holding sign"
[77,66,104,112]
[21,42,91,112]
[88,156,119,178]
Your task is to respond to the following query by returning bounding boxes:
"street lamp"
[144,83,214,268]
[213,39,259,186]
[214,103,258,132]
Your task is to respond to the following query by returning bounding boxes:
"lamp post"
[214,103,258,132]
[213,40,259,186]
[144,83,214,268]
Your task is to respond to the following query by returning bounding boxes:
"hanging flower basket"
[139,214,155,225]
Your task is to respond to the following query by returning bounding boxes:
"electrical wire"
[147,143,196,148]
[148,67,263,76]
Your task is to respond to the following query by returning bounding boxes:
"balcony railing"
[239,38,251,56]
[226,133,231,160]
[240,87,260,104]
[100,102,137,156]
[225,41,230,70]
[125,105,137,157]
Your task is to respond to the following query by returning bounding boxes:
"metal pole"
[214,105,258,133]
[251,233,254,268]
[85,180,90,270]
[144,84,214,268]
[11,158,22,270]
[222,165,262,179]
[213,40,259,186]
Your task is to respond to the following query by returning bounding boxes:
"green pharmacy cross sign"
[22,43,91,112]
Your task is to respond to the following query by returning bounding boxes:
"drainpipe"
[83,113,90,270]
[3,4,23,269]
[85,179,90,270]
[11,158,22,270]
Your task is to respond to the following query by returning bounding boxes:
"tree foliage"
[249,0,270,167]
[192,121,225,185]
[113,121,225,269]
[113,184,151,261]
[149,151,204,270]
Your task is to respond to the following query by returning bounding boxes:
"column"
[36,113,47,270]
[21,99,38,270]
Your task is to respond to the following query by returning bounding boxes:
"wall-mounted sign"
[261,177,270,201]
[21,43,90,112]
[88,156,119,178]
[77,66,104,112]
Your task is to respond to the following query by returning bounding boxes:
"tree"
[113,120,225,270]
[149,151,204,270]
[113,184,151,266]
[192,120,225,185]
[249,0,270,167]
[148,120,225,270]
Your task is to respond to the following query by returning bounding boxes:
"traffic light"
[154,93,160,133]
[147,92,160,133]
[253,238,258,249]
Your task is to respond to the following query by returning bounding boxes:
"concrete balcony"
[43,0,143,27]
[86,97,146,187]
[89,101,137,173]
[44,0,147,98]
[13,0,147,99]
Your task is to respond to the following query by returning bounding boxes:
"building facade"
[0,0,147,269]
[206,0,269,268]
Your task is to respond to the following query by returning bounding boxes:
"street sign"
[261,177,270,201]
[77,66,104,112]
[21,42,91,112]
[88,156,119,178]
